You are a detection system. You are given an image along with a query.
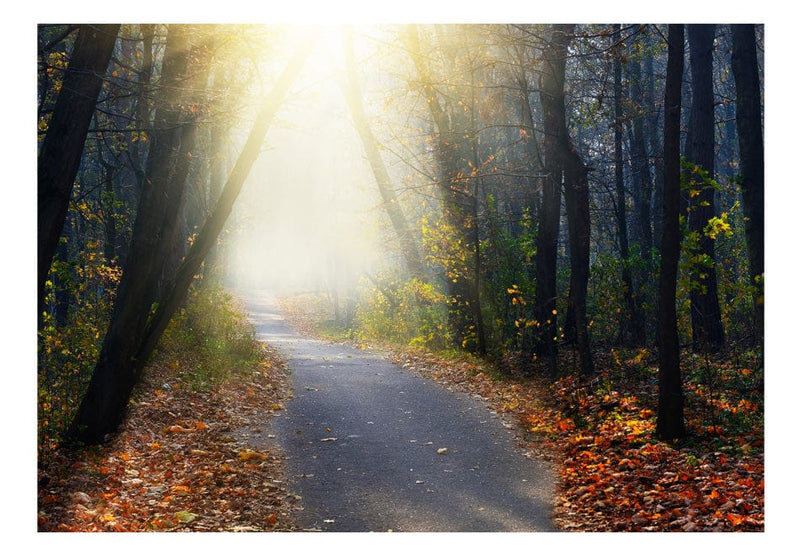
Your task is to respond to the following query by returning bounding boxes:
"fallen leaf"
[239,450,269,461]
[175,510,198,523]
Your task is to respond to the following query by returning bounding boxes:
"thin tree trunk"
[656,24,687,441]
[38,24,120,314]
[563,145,595,376]
[731,24,764,347]
[341,27,426,282]
[686,24,725,352]
[613,26,643,346]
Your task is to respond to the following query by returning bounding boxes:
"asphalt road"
[240,290,556,532]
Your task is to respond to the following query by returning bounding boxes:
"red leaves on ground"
[391,347,763,532]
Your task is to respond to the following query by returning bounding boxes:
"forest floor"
[37,344,300,532]
[279,294,764,532]
[37,293,764,533]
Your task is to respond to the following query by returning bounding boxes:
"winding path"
[240,290,556,532]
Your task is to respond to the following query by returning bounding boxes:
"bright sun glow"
[225,26,383,295]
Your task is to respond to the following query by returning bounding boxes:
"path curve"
[240,290,556,532]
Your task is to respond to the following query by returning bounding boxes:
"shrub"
[158,284,263,389]
[354,277,450,350]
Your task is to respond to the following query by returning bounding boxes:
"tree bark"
[686,24,725,352]
[38,24,120,314]
[731,24,764,347]
[534,24,573,375]
[656,24,687,441]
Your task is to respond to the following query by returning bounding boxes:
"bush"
[38,244,120,461]
[354,278,450,350]
[158,285,263,389]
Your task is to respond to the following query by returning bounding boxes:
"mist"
[224,38,384,296]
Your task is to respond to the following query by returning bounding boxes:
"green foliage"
[38,241,121,460]
[354,277,450,350]
[677,164,756,342]
[480,195,538,351]
[158,285,264,390]
[586,253,625,343]
[586,249,655,345]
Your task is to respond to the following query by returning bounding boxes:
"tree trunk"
[341,27,426,282]
[614,26,644,346]
[534,24,573,375]
[403,25,486,353]
[731,24,764,347]
[644,28,665,258]
[656,24,687,441]
[38,24,120,314]
[68,33,313,444]
[686,24,725,353]
[563,145,595,376]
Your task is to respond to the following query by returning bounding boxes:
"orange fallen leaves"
[391,345,763,532]
[38,346,299,532]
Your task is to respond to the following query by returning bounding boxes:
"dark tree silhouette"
[38,24,120,313]
[656,24,687,441]
[731,24,764,347]
[534,24,572,375]
[686,24,725,352]
[69,30,313,444]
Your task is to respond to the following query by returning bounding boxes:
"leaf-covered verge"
[278,293,764,532]
[37,291,300,532]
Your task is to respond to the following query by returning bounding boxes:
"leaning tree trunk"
[341,27,426,282]
[68,34,314,445]
[38,24,120,314]
[68,24,202,444]
[656,24,687,441]
[731,24,764,348]
[686,24,725,353]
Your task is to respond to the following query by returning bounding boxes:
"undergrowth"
[38,283,264,464]
[157,284,264,390]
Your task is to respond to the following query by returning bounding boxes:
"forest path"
[238,290,556,532]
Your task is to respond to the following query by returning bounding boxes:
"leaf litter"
[390,346,764,532]
[37,344,301,532]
